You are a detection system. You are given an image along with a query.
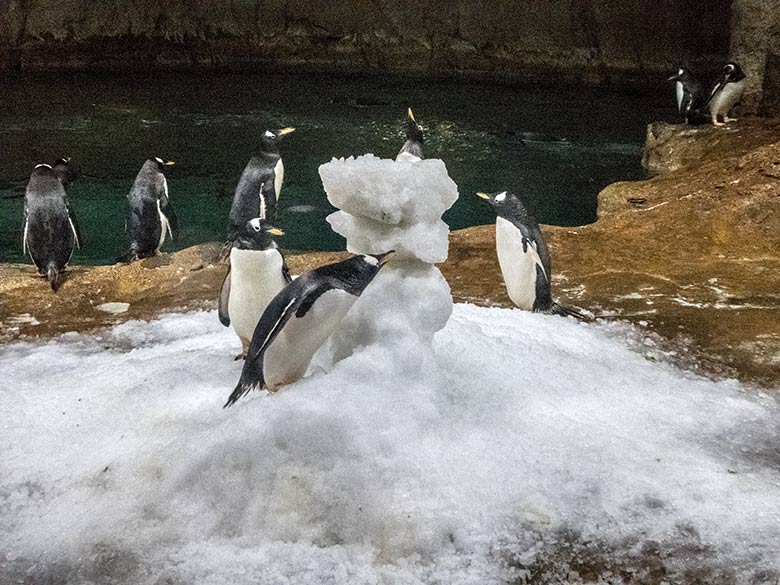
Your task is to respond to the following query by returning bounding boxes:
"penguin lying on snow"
[23,163,81,291]
[396,108,424,162]
[477,191,584,319]
[707,61,747,127]
[224,252,394,407]
[668,67,707,125]
[118,158,178,263]
[218,218,291,360]
[228,127,295,238]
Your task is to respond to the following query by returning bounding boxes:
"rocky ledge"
[3,119,780,386]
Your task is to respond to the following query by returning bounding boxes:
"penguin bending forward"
[396,108,424,162]
[668,67,706,125]
[477,191,583,318]
[224,252,394,407]
[23,164,81,291]
[118,158,178,263]
[218,218,292,359]
[707,62,747,126]
[228,127,295,239]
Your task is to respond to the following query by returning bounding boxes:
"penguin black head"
[259,128,295,153]
[153,157,176,171]
[721,61,746,83]
[234,217,284,250]
[405,108,424,145]
[476,191,538,226]
[667,67,694,83]
[52,157,77,188]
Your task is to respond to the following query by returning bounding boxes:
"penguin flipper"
[281,255,293,284]
[260,180,277,223]
[218,267,231,327]
[65,199,82,249]
[225,294,302,408]
[162,201,179,240]
[22,212,29,256]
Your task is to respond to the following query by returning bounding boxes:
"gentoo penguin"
[118,157,178,263]
[667,67,706,124]
[396,107,424,162]
[218,218,292,359]
[224,251,394,407]
[228,127,295,238]
[707,62,747,126]
[22,164,81,291]
[476,191,582,318]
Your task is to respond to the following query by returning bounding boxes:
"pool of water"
[0,71,667,264]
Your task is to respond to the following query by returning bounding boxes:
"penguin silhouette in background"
[707,62,747,126]
[224,252,394,407]
[218,218,291,360]
[118,157,178,263]
[228,127,295,240]
[477,191,584,319]
[396,108,424,162]
[22,164,81,291]
[52,157,78,190]
[668,67,707,124]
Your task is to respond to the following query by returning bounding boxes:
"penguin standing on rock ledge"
[118,158,178,263]
[668,67,706,125]
[224,252,394,407]
[22,164,81,291]
[477,191,584,319]
[707,62,747,127]
[228,127,295,239]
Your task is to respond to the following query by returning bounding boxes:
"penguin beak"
[164,161,176,166]
[407,108,416,122]
[277,127,295,137]
[476,192,491,201]
[267,227,284,236]
[377,251,396,266]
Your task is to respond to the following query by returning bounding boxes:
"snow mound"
[1,306,779,584]
[319,155,459,225]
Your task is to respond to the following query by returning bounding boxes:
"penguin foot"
[233,352,247,361]
[725,117,738,123]
[712,120,726,127]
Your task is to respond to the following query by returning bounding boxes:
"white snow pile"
[1,306,780,584]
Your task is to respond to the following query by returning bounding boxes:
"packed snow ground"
[1,304,779,584]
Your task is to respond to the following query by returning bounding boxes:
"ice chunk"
[327,212,450,263]
[319,155,459,225]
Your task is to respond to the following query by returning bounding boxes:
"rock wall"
[0,0,730,85]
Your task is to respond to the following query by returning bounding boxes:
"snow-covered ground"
[1,304,779,584]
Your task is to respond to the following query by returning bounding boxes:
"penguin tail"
[549,303,592,322]
[224,382,261,408]
[47,263,64,292]
[116,247,139,264]
[217,240,232,262]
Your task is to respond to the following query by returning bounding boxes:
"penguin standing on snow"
[668,67,706,124]
[476,191,582,318]
[118,157,178,263]
[224,252,394,407]
[228,127,295,239]
[22,164,81,291]
[396,107,424,162]
[218,218,292,360]
[707,62,747,126]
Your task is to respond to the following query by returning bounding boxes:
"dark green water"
[0,72,667,264]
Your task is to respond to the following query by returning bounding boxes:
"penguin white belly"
[676,81,684,113]
[156,200,169,253]
[495,217,540,310]
[262,289,356,390]
[711,80,746,118]
[396,152,421,163]
[228,248,287,343]
[274,159,284,201]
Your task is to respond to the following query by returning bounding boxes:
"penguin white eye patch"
[264,131,276,138]
[495,192,507,202]
[249,218,262,231]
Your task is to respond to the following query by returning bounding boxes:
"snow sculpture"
[318,154,459,368]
